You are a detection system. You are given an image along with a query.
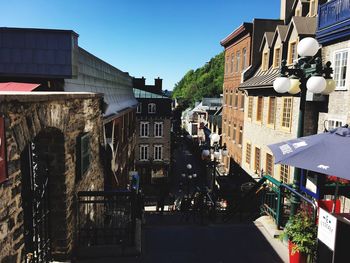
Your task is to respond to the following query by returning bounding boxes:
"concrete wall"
[0,93,104,262]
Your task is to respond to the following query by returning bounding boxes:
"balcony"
[316,0,350,44]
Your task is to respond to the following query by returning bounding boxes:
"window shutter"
[76,133,91,180]
[0,116,7,183]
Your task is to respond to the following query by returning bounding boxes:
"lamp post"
[181,163,197,196]
[273,37,335,217]
[201,133,228,211]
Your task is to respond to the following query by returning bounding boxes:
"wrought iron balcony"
[316,0,350,44]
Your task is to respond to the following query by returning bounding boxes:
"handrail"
[281,183,318,223]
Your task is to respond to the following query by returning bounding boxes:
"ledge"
[0,92,103,102]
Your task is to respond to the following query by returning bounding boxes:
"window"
[274,48,281,68]
[140,145,149,161]
[334,50,348,89]
[241,93,245,109]
[282,98,293,129]
[255,147,261,173]
[224,89,228,105]
[266,153,274,177]
[228,121,231,138]
[256,97,263,122]
[280,164,290,184]
[242,48,247,70]
[267,97,276,125]
[246,143,251,165]
[327,119,344,130]
[262,52,269,71]
[229,91,233,106]
[148,103,156,113]
[238,126,243,145]
[225,56,229,75]
[231,54,234,73]
[234,90,239,108]
[154,145,163,160]
[136,103,142,113]
[248,97,253,119]
[288,41,297,64]
[236,51,241,72]
[233,123,236,142]
[154,122,163,137]
[140,121,149,137]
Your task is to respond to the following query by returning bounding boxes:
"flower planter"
[289,241,307,263]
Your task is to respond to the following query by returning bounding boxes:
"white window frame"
[136,102,142,113]
[333,49,349,90]
[154,145,163,161]
[139,144,149,161]
[326,118,345,130]
[148,103,156,114]
[140,121,149,137]
[154,122,163,137]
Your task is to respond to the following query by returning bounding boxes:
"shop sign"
[317,208,337,251]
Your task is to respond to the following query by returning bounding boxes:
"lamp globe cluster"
[273,37,336,95]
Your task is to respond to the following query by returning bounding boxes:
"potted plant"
[280,208,317,263]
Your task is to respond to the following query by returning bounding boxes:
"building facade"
[239,1,322,184]
[133,85,172,186]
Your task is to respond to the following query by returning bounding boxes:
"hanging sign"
[0,116,6,182]
[317,208,337,251]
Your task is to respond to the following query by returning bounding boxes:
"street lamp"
[201,133,228,211]
[182,163,197,196]
[273,37,335,217]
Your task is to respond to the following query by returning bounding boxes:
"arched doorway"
[21,128,65,262]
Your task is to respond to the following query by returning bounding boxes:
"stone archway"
[20,127,65,262]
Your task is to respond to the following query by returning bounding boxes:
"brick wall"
[0,93,104,262]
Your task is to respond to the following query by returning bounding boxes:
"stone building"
[220,19,283,176]
[133,82,172,186]
[238,0,321,184]
[0,92,104,262]
[0,27,138,262]
[0,27,138,189]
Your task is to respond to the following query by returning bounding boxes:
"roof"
[276,25,289,41]
[133,88,169,99]
[285,16,317,41]
[259,31,275,51]
[220,22,253,47]
[0,27,79,37]
[0,82,41,91]
[239,67,280,90]
[202,97,222,107]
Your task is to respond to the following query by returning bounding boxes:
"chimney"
[154,77,162,93]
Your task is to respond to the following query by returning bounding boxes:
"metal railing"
[318,0,350,30]
[260,175,318,229]
[76,190,141,248]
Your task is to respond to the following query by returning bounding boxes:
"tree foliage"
[172,52,224,106]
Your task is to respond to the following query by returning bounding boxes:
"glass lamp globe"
[181,173,186,178]
[222,148,228,156]
[210,133,220,143]
[202,149,210,158]
[321,79,336,95]
[288,78,301,94]
[306,76,327,93]
[186,163,192,170]
[214,151,220,159]
[273,76,290,93]
[297,37,320,57]
[188,175,192,179]
[193,173,197,178]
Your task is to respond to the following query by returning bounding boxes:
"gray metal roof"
[285,16,317,41]
[239,67,280,89]
[133,88,169,99]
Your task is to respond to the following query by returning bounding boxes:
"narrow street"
[116,136,285,263]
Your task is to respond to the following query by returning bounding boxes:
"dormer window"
[262,51,269,71]
[136,103,142,113]
[148,103,156,114]
[273,47,281,68]
[288,41,298,65]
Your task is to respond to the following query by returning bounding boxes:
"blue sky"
[0,0,280,90]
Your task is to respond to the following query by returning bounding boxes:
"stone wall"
[0,93,104,262]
